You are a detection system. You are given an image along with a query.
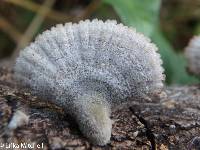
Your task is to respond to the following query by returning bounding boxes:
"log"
[0,68,200,150]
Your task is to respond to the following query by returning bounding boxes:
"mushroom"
[14,19,165,145]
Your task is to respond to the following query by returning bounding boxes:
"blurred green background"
[0,0,200,84]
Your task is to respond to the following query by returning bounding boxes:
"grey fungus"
[14,19,165,145]
[185,35,200,76]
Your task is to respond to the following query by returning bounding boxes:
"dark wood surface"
[0,68,200,150]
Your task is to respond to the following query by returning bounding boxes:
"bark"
[0,68,200,150]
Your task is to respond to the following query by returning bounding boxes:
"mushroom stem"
[74,93,112,145]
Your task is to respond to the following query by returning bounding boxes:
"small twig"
[0,14,22,43]
[4,0,72,22]
[73,0,102,22]
[11,0,56,64]
[5,0,102,23]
